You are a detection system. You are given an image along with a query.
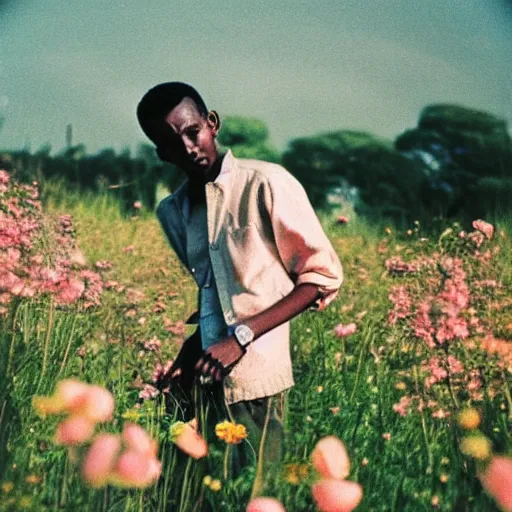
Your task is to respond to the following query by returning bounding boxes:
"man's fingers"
[214,368,223,381]
[171,368,182,379]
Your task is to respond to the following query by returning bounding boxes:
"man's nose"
[182,137,197,158]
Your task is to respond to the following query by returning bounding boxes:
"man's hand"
[158,331,203,389]
[194,336,245,382]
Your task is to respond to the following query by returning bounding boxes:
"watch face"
[235,324,254,346]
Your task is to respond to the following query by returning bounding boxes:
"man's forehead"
[166,97,202,126]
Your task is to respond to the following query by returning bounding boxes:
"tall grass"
[1,183,511,511]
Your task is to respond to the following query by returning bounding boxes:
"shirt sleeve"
[264,170,343,311]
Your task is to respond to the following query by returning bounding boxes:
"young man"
[136,82,343,486]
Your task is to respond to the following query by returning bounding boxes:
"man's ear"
[207,110,221,135]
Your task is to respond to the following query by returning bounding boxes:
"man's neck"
[187,153,225,206]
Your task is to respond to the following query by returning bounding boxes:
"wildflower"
[336,216,349,225]
[209,479,222,492]
[330,406,340,415]
[361,458,368,467]
[215,420,248,444]
[311,479,363,512]
[382,433,391,441]
[55,415,96,446]
[472,219,494,240]
[460,435,491,461]
[478,456,512,512]
[441,457,449,465]
[247,497,287,512]
[432,409,450,419]
[133,201,142,210]
[458,408,481,430]
[333,323,357,338]
[317,386,324,393]
[394,381,407,391]
[170,419,208,459]
[1,482,13,493]
[203,475,212,486]
[431,495,440,507]
[393,396,412,417]
[82,433,122,487]
[385,227,392,235]
[139,384,159,401]
[25,475,41,485]
[143,336,161,352]
[440,473,449,483]
[312,436,350,480]
[19,496,32,508]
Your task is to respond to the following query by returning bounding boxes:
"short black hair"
[136,82,208,143]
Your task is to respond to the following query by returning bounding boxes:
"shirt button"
[191,268,196,273]
[210,243,218,251]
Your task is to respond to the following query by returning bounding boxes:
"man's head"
[137,82,220,179]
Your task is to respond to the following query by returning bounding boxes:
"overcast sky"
[1,0,511,154]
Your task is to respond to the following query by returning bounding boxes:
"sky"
[1,0,511,155]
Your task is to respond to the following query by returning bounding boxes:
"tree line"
[1,104,511,226]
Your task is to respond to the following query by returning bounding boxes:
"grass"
[1,183,511,511]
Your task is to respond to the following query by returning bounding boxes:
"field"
[1,174,512,511]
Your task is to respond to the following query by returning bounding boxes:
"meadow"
[1,172,511,511]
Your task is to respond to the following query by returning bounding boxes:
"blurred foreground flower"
[170,418,208,459]
[460,435,491,461]
[333,323,357,338]
[82,423,161,489]
[247,497,287,511]
[312,479,363,512]
[312,436,350,480]
[215,420,248,444]
[478,456,512,512]
[310,436,362,511]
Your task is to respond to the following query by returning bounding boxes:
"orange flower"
[215,420,248,445]
[458,408,481,430]
[312,436,350,480]
[312,479,363,512]
[479,456,512,512]
[247,497,287,512]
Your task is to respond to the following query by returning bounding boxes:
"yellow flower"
[1,482,14,493]
[209,479,222,492]
[284,463,310,485]
[440,457,450,465]
[431,495,440,507]
[394,382,407,391]
[203,475,212,487]
[215,421,248,444]
[458,408,481,430]
[19,496,32,509]
[385,227,392,235]
[25,474,41,485]
[122,409,142,422]
[169,421,186,442]
[460,435,491,461]
[440,473,449,483]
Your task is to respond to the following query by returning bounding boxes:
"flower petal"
[312,436,350,480]
[247,497,287,512]
[312,479,363,512]
[81,434,122,487]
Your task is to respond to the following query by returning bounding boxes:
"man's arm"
[195,283,321,381]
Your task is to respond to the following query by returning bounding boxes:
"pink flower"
[472,219,494,240]
[122,423,158,456]
[333,323,357,338]
[478,456,512,511]
[55,415,95,446]
[81,385,115,423]
[311,479,363,512]
[337,216,349,225]
[247,498,287,512]
[111,450,161,488]
[139,384,159,401]
[312,436,350,480]
[133,201,142,210]
[393,396,412,417]
[82,434,122,487]
[55,277,85,305]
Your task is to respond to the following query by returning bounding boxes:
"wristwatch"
[233,324,255,350]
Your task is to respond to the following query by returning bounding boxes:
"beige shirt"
[157,150,343,404]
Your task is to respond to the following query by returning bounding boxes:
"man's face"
[154,97,219,180]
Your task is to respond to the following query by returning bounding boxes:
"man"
[136,82,343,490]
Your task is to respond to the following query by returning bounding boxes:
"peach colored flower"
[478,456,512,511]
[55,415,95,446]
[81,385,115,423]
[312,436,350,480]
[122,423,157,457]
[170,419,208,459]
[247,497,287,512]
[333,323,357,338]
[312,479,363,512]
[81,434,122,487]
[472,219,494,240]
[110,450,162,489]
